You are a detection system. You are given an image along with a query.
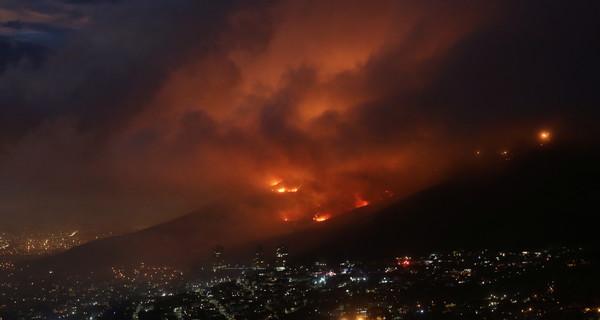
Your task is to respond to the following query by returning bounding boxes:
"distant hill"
[31,145,599,273]
[230,145,600,263]
[29,200,296,274]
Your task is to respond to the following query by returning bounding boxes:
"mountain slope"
[230,146,600,263]
[32,145,599,273]
[30,200,294,274]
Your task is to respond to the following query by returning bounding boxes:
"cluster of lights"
[475,130,553,158]
[111,263,183,283]
[396,256,412,267]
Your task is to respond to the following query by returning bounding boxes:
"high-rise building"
[253,245,265,269]
[275,245,288,271]
[212,245,225,271]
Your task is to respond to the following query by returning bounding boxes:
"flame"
[274,186,299,193]
[313,214,331,222]
[354,194,370,208]
[270,180,301,193]
[539,131,551,145]
[270,180,283,187]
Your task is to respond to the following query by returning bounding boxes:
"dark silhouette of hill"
[30,144,599,274]
[230,144,600,263]
[28,200,296,275]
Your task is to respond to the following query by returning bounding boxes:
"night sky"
[0,0,599,231]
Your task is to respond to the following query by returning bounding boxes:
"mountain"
[28,200,297,274]
[31,144,599,273]
[229,145,600,263]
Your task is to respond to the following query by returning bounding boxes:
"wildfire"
[270,180,300,193]
[539,130,551,145]
[270,180,283,187]
[354,194,370,208]
[313,214,331,222]
[274,186,299,193]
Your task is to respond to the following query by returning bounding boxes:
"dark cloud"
[62,0,122,4]
[1,20,25,29]
[0,0,236,137]
[0,36,49,74]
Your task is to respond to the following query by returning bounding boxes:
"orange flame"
[354,194,370,208]
[270,180,300,193]
[270,180,283,187]
[313,214,331,222]
[274,186,299,193]
[539,131,551,145]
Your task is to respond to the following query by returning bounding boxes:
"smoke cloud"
[0,0,598,230]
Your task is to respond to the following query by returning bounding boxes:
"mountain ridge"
[29,144,600,274]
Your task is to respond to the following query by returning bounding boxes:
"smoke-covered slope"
[32,145,599,273]
[232,145,600,263]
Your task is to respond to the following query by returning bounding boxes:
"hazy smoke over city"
[0,0,598,231]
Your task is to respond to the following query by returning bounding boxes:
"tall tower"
[212,245,225,271]
[275,245,288,271]
[253,245,265,269]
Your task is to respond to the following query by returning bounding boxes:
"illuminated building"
[253,245,265,269]
[212,245,225,271]
[275,245,288,271]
